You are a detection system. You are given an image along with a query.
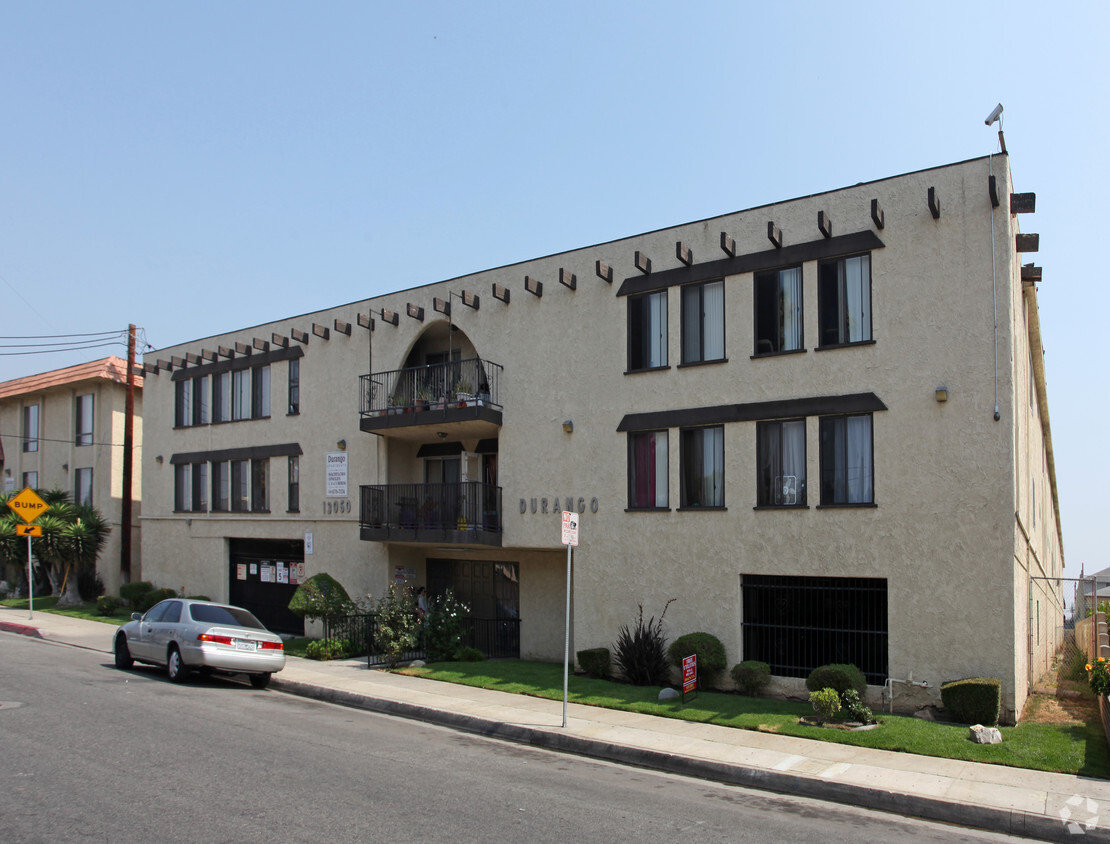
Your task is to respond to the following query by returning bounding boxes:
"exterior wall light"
[155,455,163,464]
[935,388,948,403]
[562,420,574,433]
[337,439,347,450]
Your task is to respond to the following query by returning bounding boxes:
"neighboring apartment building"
[139,153,1062,722]
[0,356,143,595]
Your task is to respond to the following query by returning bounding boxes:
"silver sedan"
[114,598,286,688]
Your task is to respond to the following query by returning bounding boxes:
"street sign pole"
[563,541,571,728]
[27,534,33,621]
[560,511,579,729]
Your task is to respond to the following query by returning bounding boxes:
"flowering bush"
[1087,657,1110,696]
[424,589,470,662]
[809,688,841,724]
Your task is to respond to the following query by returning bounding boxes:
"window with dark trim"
[251,458,269,512]
[818,254,871,347]
[231,459,249,511]
[252,365,270,419]
[231,371,249,421]
[22,471,38,489]
[175,380,191,427]
[192,375,209,425]
[22,404,40,452]
[288,359,300,415]
[819,414,873,505]
[681,280,725,364]
[191,462,208,512]
[628,430,668,509]
[75,394,94,446]
[174,464,190,511]
[288,455,300,513]
[211,461,229,512]
[680,426,724,508]
[628,290,668,371]
[754,266,803,355]
[212,372,230,423]
[756,418,806,506]
[74,467,93,507]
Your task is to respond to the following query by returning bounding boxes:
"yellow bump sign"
[16,524,42,537]
[8,487,47,524]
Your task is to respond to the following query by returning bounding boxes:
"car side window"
[161,601,182,623]
[143,602,168,623]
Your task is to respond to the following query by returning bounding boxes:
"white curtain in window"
[654,431,669,507]
[846,415,873,502]
[782,419,806,500]
[703,281,725,360]
[844,255,871,342]
[650,291,667,367]
[780,268,802,350]
[701,426,723,506]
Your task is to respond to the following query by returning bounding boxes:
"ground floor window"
[741,574,887,684]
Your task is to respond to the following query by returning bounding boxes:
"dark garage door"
[228,538,305,635]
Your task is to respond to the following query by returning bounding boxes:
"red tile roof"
[0,356,143,400]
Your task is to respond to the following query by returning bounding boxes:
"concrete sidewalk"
[3,605,1109,842]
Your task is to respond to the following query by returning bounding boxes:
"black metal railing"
[360,482,502,541]
[360,358,502,418]
[323,613,374,657]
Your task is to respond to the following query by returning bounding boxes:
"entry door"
[228,539,305,634]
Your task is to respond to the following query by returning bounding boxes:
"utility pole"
[120,323,136,583]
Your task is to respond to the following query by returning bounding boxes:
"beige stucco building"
[0,356,142,595]
[138,154,1062,722]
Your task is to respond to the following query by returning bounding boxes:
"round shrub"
[809,688,841,723]
[456,647,486,662]
[288,573,353,622]
[666,632,727,684]
[138,587,177,613]
[119,580,153,607]
[577,647,611,679]
[940,677,1001,726]
[805,663,867,697]
[730,660,771,696]
[96,595,122,616]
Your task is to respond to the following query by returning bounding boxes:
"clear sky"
[1,1,1106,580]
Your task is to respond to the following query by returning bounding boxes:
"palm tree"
[0,488,111,605]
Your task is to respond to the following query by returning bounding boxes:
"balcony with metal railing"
[359,481,502,546]
[359,358,502,438]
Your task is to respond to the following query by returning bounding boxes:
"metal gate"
[1029,575,1108,695]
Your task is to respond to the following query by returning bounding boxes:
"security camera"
[984,103,1003,126]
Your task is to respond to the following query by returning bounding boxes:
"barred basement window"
[741,574,888,685]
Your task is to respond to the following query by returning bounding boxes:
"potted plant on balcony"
[454,378,474,407]
[387,392,404,415]
[414,384,431,412]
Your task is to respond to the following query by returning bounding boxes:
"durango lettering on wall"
[325,452,348,497]
[520,496,599,515]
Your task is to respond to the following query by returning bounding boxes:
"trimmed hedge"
[577,647,611,679]
[138,587,177,613]
[666,632,727,685]
[941,677,1001,726]
[805,664,867,696]
[731,660,771,696]
[456,647,486,662]
[119,581,153,607]
[96,595,122,616]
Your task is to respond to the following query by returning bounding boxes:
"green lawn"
[1,596,133,626]
[398,659,1110,779]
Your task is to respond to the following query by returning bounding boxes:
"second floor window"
[74,468,93,506]
[754,266,803,355]
[757,418,806,507]
[680,426,724,508]
[251,458,270,512]
[211,461,229,511]
[252,365,270,419]
[681,280,725,364]
[75,394,94,445]
[628,430,668,509]
[231,460,250,511]
[22,404,39,452]
[213,372,230,423]
[288,455,300,513]
[628,290,668,371]
[288,359,300,415]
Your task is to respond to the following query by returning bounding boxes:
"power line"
[0,340,128,357]
[0,431,137,449]
[0,331,123,340]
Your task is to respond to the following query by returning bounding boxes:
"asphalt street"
[0,632,1026,843]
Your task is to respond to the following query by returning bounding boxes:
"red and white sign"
[561,511,579,546]
[682,654,697,695]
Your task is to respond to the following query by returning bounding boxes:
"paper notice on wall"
[277,562,288,584]
[260,563,273,583]
[237,564,247,581]
[250,563,258,576]
[296,563,305,581]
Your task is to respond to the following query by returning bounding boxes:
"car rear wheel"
[248,672,272,690]
[114,634,134,670]
[167,645,190,683]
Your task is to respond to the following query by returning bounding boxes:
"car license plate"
[234,640,257,651]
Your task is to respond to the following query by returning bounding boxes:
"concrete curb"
[0,621,43,638]
[271,676,1104,843]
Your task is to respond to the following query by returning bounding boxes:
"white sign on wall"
[325,452,348,497]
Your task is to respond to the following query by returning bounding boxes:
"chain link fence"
[1030,576,1107,694]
